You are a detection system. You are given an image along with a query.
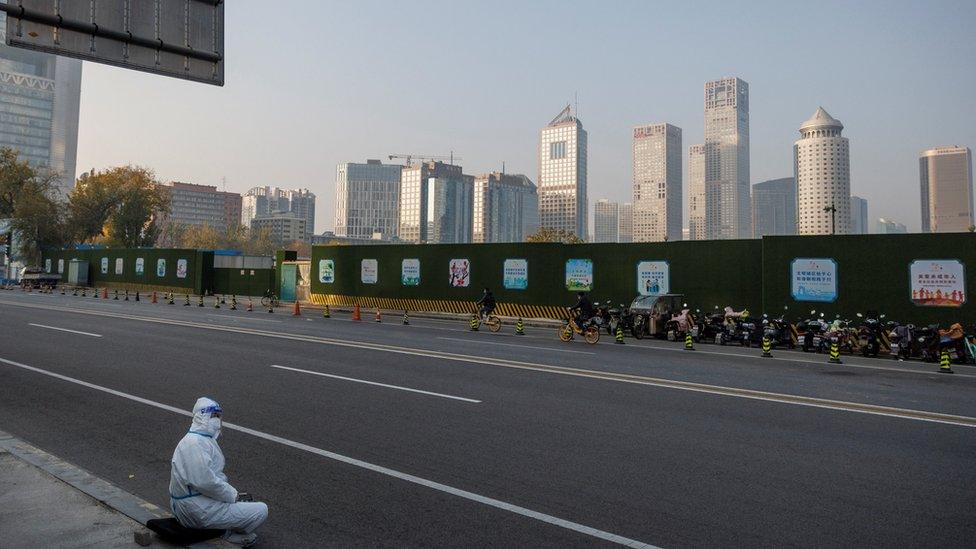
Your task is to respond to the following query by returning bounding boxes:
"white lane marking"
[28,323,102,338]
[3,299,974,427]
[438,336,595,355]
[205,314,282,324]
[270,364,481,403]
[0,357,656,549]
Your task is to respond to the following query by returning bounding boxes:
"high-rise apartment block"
[472,172,539,243]
[0,20,82,195]
[593,199,619,243]
[850,196,868,234]
[704,77,750,239]
[334,160,402,240]
[399,161,473,244]
[795,107,851,235]
[250,213,307,245]
[242,187,316,241]
[919,146,973,233]
[618,202,633,243]
[159,182,242,232]
[539,105,588,239]
[632,123,682,242]
[688,144,706,240]
[751,178,796,237]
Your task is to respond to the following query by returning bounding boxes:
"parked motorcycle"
[856,312,885,357]
[762,313,794,348]
[665,306,695,342]
[887,321,914,361]
[796,311,829,352]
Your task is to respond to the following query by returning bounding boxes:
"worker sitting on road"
[169,397,268,547]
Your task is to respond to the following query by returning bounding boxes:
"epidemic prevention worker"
[169,397,268,546]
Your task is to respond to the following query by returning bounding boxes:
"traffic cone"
[198,295,204,307]
[939,350,954,374]
[322,304,330,318]
[151,291,157,304]
[402,310,409,325]
[114,289,119,300]
[470,315,479,331]
[60,286,65,295]
[247,298,253,312]
[168,293,175,305]
[292,300,301,316]
[124,290,129,301]
[374,307,382,323]
[761,337,773,358]
[684,333,695,351]
[352,304,361,321]
[230,295,237,310]
[81,288,86,297]
[828,341,842,364]
[515,317,525,335]
[72,288,78,296]
[102,288,108,299]
[214,295,220,309]
[615,326,625,344]
[220,295,226,305]
[135,291,140,302]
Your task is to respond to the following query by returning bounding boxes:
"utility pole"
[823,202,837,235]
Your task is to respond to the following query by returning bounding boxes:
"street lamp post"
[823,202,837,235]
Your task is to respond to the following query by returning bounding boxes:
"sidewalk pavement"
[0,430,228,548]
[297,302,565,328]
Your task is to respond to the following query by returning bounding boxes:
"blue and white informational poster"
[637,261,669,296]
[565,259,593,291]
[115,258,124,275]
[401,259,420,286]
[135,258,144,275]
[176,259,188,279]
[101,257,108,274]
[503,259,528,290]
[44,258,51,273]
[319,259,334,283]
[361,259,378,284]
[791,258,838,302]
[157,259,166,277]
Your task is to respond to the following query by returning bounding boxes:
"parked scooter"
[722,306,759,346]
[888,321,914,361]
[762,313,794,348]
[856,312,885,357]
[938,323,969,363]
[665,306,695,342]
[796,311,829,352]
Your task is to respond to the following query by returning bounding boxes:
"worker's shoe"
[222,531,258,547]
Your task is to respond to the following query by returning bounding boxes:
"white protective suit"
[169,397,268,535]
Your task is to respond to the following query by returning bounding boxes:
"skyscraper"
[618,203,633,243]
[241,187,316,241]
[688,144,706,240]
[593,199,619,243]
[876,218,907,234]
[399,161,472,243]
[919,146,973,233]
[539,105,588,239]
[632,123,682,242]
[795,107,851,235]
[703,77,750,239]
[751,178,796,237]
[334,160,402,240]
[0,17,82,195]
[850,196,869,234]
[472,172,539,243]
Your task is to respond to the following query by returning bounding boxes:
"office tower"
[0,20,82,195]
[632,123,682,242]
[688,144,706,240]
[539,105,588,238]
[334,160,403,240]
[703,77,750,239]
[618,202,633,243]
[876,218,907,234]
[919,146,973,233]
[794,107,851,235]
[399,161,472,243]
[850,196,868,234]
[159,182,242,232]
[241,187,316,241]
[472,172,539,243]
[751,178,797,237]
[593,199,619,243]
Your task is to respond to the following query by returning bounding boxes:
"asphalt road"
[1,290,974,548]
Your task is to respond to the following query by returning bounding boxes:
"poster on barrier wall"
[176,259,188,279]
[449,259,470,287]
[57,259,64,274]
[503,259,528,290]
[401,259,420,286]
[910,259,965,307]
[135,258,144,275]
[44,258,51,273]
[637,261,669,296]
[565,259,593,291]
[101,257,108,274]
[361,259,378,284]
[319,259,334,283]
[157,259,166,277]
[115,258,124,275]
[791,258,837,302]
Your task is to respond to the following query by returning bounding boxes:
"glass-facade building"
[618,202,633,243]
[632,123,682,242]
[919,146,973,233]
[751,177,796,237]
[399,161,470,243]
[593,199,618,243]
[472,172,538,243]
[426,176,473,244]
[850,196,868,234]
[334,160,402,240]
[539,106,587,239]
[704,77,750,239]
[688,144,706,240]
[0,15,82,195]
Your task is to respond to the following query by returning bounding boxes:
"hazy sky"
[76,0,976,233]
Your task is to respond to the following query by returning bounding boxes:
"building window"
[550,141,567,160]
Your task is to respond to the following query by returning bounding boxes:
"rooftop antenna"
[575,91,579,119]
[221,176,226,192]
[502,161,506,174]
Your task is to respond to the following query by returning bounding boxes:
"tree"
[0,148,37,218]
[180,224,222,250]
[968,225,975,233]
[525,227,585,244]
[0,148,69,264]
[75,166,170,248]
[67,174,117,243]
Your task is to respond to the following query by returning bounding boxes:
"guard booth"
[279,260,310,302]
[67,259,89,286]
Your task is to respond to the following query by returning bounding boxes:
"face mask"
[208,416,222,439]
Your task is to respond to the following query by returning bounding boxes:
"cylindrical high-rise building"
[919,146,973,233]
[794,107,851,235]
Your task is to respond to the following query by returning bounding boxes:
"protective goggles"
[200,404,222,418]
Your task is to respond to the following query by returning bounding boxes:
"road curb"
[297,302,565,328]
[0,430,231,548]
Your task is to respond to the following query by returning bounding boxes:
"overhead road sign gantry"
[1,0,224,86]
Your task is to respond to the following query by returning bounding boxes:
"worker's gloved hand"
[236,492,253,502]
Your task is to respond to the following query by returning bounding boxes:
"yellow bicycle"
[558,312,600,344]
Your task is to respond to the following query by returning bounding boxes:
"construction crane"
[388,152,461,166]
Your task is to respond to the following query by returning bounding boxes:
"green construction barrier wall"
[310,240,763,314]
[213,268,275,297]
[761,233,976,326]
[42,248,213,294]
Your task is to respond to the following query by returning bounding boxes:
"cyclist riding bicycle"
[476,287,496,320]
[570,292,594,327]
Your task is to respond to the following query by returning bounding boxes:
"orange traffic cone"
[352,304,361,321]
[292,300,301,316]
[102,288,108,299]
[375,307,382,323]
[151,291,157,304]
[247,298,253,312]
